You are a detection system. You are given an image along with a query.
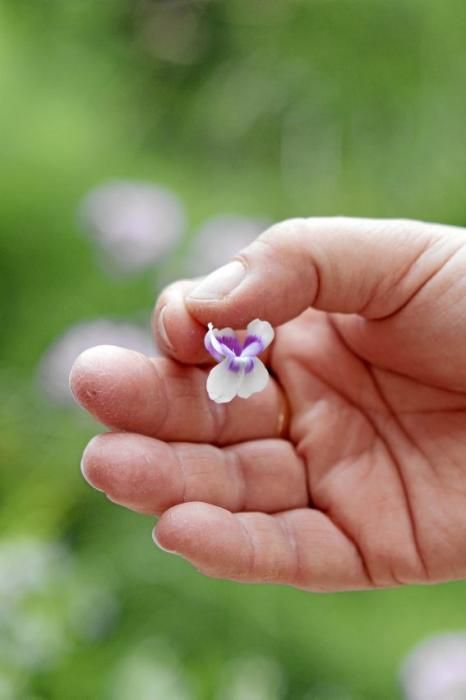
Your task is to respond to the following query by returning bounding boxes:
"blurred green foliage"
[0,0,465,698]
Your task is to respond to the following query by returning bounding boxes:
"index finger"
[70,345,287,445]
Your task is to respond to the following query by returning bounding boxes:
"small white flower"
[204,319,274,403]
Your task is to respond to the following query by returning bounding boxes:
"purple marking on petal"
[205,327,226,356]
[242,334,261,349]
[205,326,236,361]
[244,358,255,373]
[218,335,242,356]
[227,357,242,372]
[205,336,224,362]
[241,335,264,357]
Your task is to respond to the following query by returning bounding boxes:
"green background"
[0,1,465,698]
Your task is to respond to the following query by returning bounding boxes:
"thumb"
[185,217,461,328]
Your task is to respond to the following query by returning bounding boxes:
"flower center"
[216,335,243,356]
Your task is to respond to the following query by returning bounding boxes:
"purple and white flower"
[79,180,185,275]
[204,319,274,403]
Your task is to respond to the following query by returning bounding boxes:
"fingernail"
[80,439,104,492]
[80,455,92,484]
[157,305,175,352]
[152,529,178,554]
[187,261,246,301]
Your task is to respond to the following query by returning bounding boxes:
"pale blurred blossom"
[0,539,69,671]
[0,610,66,670]
[216,655,285,700]
[79,180,185,274]
[0,538,68,603]
[400,632,466,700]
[37,318,156,405]
[0,537,118,682]
[110,640,193,700]
[186,215,269,277]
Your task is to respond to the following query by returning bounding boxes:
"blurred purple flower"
[185,215,269,277]
[79,180,186,274]
[400,632,466,700]
[37,318,157,405]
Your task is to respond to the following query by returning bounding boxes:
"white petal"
[246,319,274,350]
[237,358,269,399]
[206,359,243,403]
[204,326,225,360]
[205,324,239,361]
[214,327,236,339]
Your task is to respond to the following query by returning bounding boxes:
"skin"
[70,217,466,592]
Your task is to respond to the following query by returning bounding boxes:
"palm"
[273,308,466,586]
[74,217,466,590]
[74,307,466,591]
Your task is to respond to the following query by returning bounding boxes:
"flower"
[400,632,466,700]
[110,640,192,700]
[204,319,274,403]
[215,654,284,700]
[79,180,185,274]
[0,536,118,680]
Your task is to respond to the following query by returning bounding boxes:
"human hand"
[70,217,466,591]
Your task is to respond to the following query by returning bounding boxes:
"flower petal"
[241,336,263,357]
[215,328,242,356]
[206,358,243,403]
[214,327,236,340]
[237,358,269,399]
[204,324,235,361]
[245,319,274,350]
[205,332,225,361]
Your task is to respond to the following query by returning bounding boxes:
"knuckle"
[250,218,309,259]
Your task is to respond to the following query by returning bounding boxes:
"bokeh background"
[1,1,465,698]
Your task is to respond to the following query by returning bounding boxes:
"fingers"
[164,218,463,333]
[154,503,373,591]
[81,433,308,515]
[153,278,272,365]
[70,345,286,445]
[153,280,208,365]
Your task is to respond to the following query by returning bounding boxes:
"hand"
[70,217,466,591]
